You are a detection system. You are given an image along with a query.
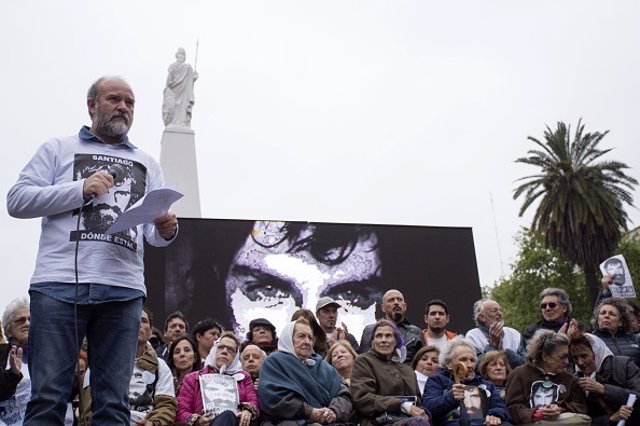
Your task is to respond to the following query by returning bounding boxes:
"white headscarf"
[574,333,614,376]
[279,321,316,366]
[205,336,243,374]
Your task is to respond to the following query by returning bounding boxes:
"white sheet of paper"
[599,254,636,298]
[106,187,183,234]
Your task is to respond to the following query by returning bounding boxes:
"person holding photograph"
[177,332,258,426]
[505,330,589,425]
[422,337,510,426]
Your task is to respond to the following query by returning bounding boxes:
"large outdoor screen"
[145,218,481,340]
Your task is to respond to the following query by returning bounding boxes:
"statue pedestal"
[159,125,201,218]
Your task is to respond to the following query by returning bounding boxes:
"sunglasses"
[540,302,558,309]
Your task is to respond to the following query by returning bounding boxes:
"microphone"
[108,164,126,181]
[82,164,127,206]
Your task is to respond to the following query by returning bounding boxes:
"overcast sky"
[2,1,639,313]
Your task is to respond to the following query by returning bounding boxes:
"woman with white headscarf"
[570,332,640,425]
[177,331,259,426]
[258,318,352,426]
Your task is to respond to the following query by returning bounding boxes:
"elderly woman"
[167,335,201,396]
[351,319,429,426]
[570,333,639,425]
[411,346,440,396]
[325,340,358,385]
[505,330,589,425]
[258,318,352,426]
[0,297,30,424]
[591,297,640,367]
[245,318,278,355]
[177,331,259,426]
[422,337,510,425]
[520,288,572,352]
[476,351,511,400]
[291,309,329,357]
[240,343,266,391]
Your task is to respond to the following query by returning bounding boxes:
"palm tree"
[513,119,637,305]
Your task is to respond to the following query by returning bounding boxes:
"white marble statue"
[162,47,198,128]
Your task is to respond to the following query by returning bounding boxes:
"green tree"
[490,228,591,332]
[513,120,637,305]
[616,228,640,291]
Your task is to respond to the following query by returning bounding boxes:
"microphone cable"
[73,167,121,424]
[73,201,88,425]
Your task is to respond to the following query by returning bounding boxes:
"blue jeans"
[24,291,142,425]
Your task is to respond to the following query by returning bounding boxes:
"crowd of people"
[4,75,639,425]
[2,280,639,425]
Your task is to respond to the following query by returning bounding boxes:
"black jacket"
[584,355,640,425]
[0,343,23,401]
[592,329,640,367]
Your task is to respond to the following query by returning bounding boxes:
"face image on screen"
[144,218,482,339]
[224,221,382,338]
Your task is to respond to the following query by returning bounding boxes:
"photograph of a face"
[145,219,482,338]
[600,254,635,298]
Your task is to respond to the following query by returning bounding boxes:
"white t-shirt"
[128,359,175,425]
[0,358,30,426]
[85,358,175,426]
[426,335,448,352]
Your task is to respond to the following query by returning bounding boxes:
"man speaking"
[7,76,178,424]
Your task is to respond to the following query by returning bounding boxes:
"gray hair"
[526,329,569,367]
[86,76,128,118]
[439,336,477,367]
[473,299,489,326]
[591,297,633,333]
[2,297,29,341]
[539,287,572,317]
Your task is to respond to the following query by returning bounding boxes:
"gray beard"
[94,112,129,141]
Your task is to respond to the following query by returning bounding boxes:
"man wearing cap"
[245,318,278,354]
[316,297,360,352]
[359,289,424,364]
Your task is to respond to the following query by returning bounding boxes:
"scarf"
[259,321,342,416]
[574,333,613,376]
[278,321,316,366]
[205,337,243,374]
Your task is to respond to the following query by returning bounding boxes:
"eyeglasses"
[540,303,558,309]
[12,316,30,325]
[217,344,237,355]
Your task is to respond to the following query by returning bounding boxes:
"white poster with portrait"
[600,254,635,298]
[199,373,239,416]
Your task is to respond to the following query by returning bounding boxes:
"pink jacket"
[176,366,260,423]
